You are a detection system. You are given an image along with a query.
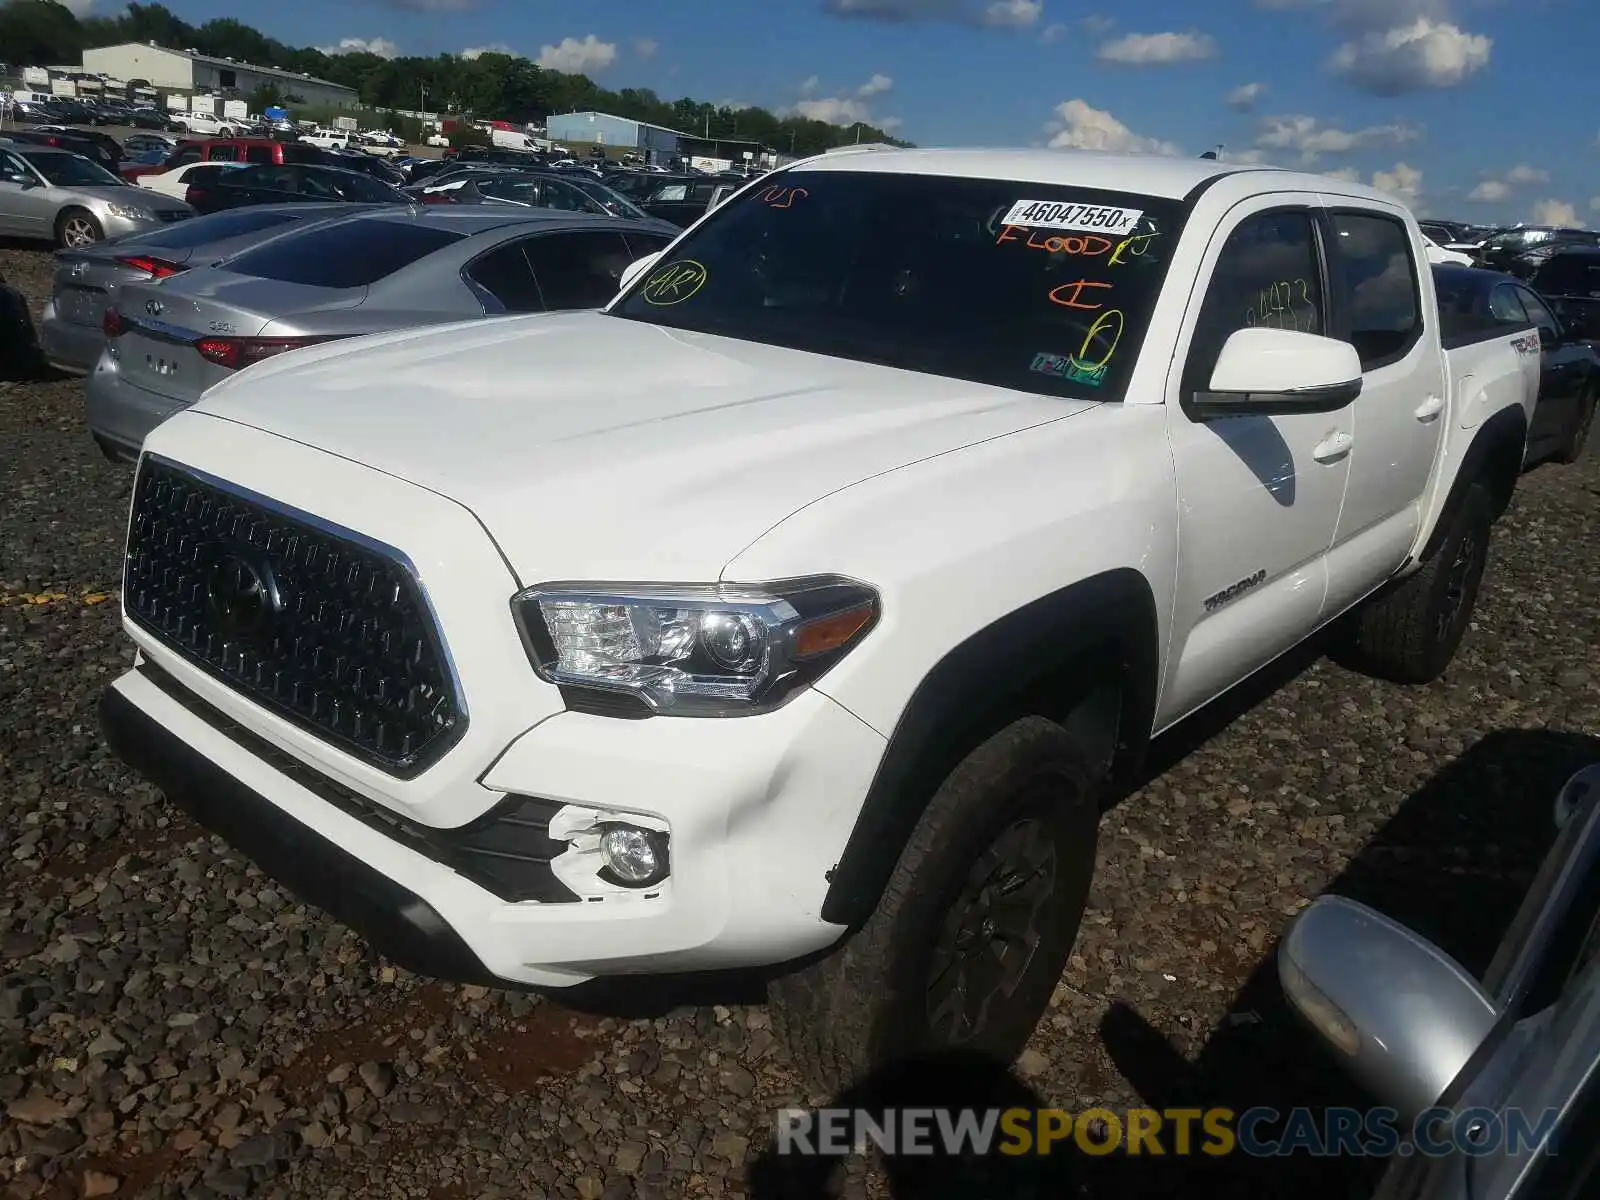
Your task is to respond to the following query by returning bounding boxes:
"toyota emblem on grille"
[206,550,282,637]
[145,299,164,316]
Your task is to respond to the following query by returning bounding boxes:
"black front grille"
[124,457,466,776]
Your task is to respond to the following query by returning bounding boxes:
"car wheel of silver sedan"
[56,210,104,250]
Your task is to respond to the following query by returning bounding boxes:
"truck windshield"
[609,169,1184,401]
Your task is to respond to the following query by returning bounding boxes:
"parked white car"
[100,147,1542,1096]
[425,133,450,149]
[137,159,249,200]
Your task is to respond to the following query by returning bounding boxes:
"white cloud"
[1371,161,1423,203]
[1329,18,1490,94]
[1531,199,1579,227]
[1044,99,1180,155]
[632,37,659,60]
[1592,197,1600,212]
[535,34,618,73]
[1255,113,1420,162]
[1227,81,1267,111]
[319,37,399,59]
[983,0,1042,27]
[1041,23,1068,42]
[1097,31,1219,65]
[1466,163,1549,203]
[1081,14,1116,35]
[1324,166,1362,181]
[792,75,900,130]
[460,43,514,59]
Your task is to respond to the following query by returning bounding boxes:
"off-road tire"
[1335,482,1494,684]
[1554,386,1596,465]
[769,716,1100,1098]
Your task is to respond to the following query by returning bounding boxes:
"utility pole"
[419,83,428,119]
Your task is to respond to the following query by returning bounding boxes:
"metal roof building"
[80,43,358,108]
[545,111,685,159]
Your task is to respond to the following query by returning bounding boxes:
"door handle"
[1414,395,1445,421]
[1312,431,1354,463]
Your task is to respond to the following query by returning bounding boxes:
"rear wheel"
[769,716,1100,1096]
[1334,482,1494,684]
[55,209,103,250]
[1554,386,1597,465]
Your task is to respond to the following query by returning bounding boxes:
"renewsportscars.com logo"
[774,1106,1563,1159]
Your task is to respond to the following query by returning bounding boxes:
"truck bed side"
[1413,307,1540,564]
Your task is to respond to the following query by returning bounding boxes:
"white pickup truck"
[101,148,1540,1094]
[297,127,356,151]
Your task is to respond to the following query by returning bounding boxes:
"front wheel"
[56,208,103,250]
[769,717,1100,1097]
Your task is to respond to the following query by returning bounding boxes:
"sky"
[129,0,1596,226]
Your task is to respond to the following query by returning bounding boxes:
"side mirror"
[1194,327,1364,415]
[1279,895,1497,1126]
[617,250,664,295]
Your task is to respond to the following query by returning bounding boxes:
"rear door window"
[207,143,240,162]
[1329,212,1422,369]
[226,219,465,288]
[465,242,544,312]
[1489,284,1529,323]
[525,231,634,310]
[623,231,675,258]
[244,144,275,165]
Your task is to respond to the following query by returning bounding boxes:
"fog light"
[599,824,670,887]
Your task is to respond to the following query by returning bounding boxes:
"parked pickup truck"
[100,147,1541,1094]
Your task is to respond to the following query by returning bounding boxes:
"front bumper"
[102,211,188,240]
[103,652,885,986]
[101,675,500,986]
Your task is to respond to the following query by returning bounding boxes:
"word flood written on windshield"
[995,206,1161,390]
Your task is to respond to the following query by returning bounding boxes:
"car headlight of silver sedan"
[103,203,159,220]
[513,576,879,716]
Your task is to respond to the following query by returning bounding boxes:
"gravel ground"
[2,236,1598,1200]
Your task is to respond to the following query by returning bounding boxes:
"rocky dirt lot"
[2,236,1598,1200]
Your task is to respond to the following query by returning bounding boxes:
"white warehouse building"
[80,42,358,108]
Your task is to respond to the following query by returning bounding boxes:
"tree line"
[0,0,910,155]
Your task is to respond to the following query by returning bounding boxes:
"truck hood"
[190,311,1090,583]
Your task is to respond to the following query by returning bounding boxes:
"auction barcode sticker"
[1001,200,1143,235]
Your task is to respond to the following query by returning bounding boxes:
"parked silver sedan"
[40,203,380,375]
[0,145,194,248]
[1281,762,1600,1199]
[87,207,678,460]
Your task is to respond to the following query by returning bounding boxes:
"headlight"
[104,204,155,220]
[512,576,879,716]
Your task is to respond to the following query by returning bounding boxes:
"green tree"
[0,0,85,64]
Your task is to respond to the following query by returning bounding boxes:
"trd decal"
[1203,569,1266,613]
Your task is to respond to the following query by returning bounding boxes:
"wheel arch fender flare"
[818,567,1162,930]
[1421,404,1527,563]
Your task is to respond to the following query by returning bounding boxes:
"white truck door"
[1323,208,1446,584]
[1158,198,1353,726]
